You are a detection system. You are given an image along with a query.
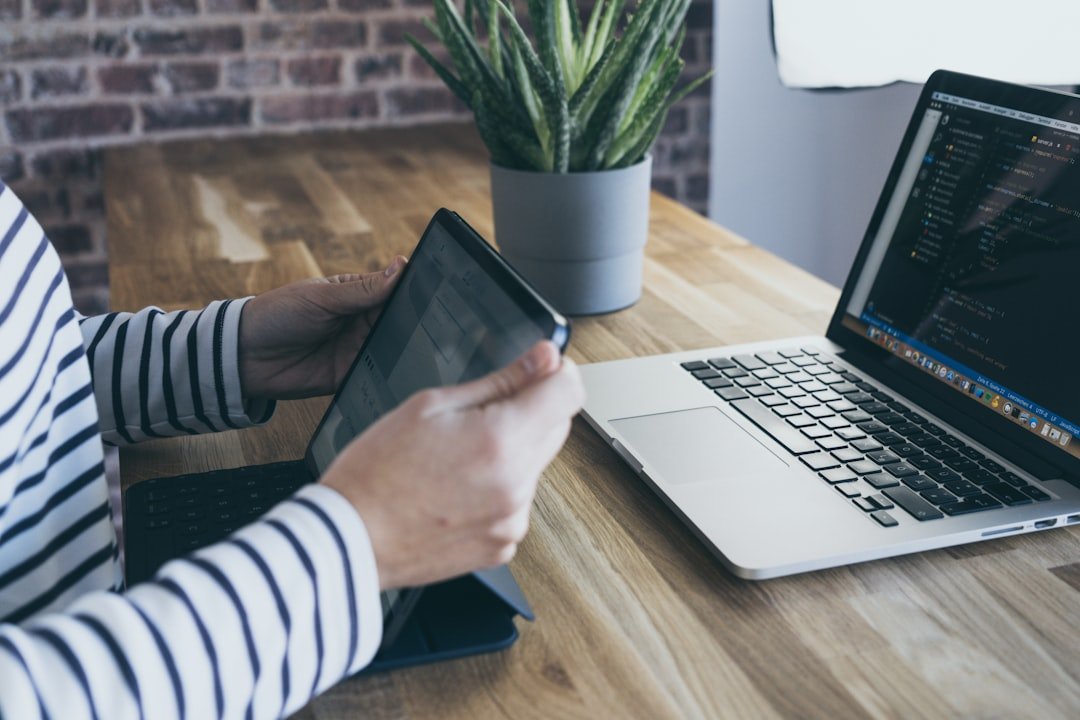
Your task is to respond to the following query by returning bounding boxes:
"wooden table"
[105,124,1080,719]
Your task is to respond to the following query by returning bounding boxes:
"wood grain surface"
[104,124,1080,719]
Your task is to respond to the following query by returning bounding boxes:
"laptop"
[125,209,568,665]
[579,70,1080,579]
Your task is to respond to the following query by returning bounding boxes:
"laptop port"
[1033,519,1057,529]
[1067,514,1080,525]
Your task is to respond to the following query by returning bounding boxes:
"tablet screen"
[306,211,567,477]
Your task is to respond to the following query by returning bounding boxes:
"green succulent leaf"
[409,0,705,173]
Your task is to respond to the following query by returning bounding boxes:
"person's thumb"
[431,341,561,411]
[321,256,406,312]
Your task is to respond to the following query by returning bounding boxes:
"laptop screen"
[840,84,1080,463]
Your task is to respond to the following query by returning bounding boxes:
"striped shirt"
[0,181,383,718]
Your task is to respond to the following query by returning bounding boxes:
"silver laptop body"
[580,71,1080,579]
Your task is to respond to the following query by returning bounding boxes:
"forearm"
[79,299,274,445]
[0,485,382,719]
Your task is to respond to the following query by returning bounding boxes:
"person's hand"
[321,340,584,590]
[238,257,406,400]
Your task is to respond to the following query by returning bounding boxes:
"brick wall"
[0,1,712,314]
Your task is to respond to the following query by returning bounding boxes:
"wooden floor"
[105,124,1080,719]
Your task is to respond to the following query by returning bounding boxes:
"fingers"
[430,340,563,412]
[497,355,585,428]
[321,256,406,313]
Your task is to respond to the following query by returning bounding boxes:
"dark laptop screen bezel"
[825,70,1080,479]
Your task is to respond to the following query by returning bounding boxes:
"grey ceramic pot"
[490,156,652,315]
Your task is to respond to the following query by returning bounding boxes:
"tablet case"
[362,566,534,674]
[123,467,534,674]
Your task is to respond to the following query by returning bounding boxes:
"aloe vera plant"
[407,0,711,172]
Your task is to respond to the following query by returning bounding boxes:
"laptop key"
[891,443,922,457]
[841,410,873,424]
[709,357,737,369]
[908,454,941,470]
[733,354,766,370]
[860,402,890,415]
[722,367,749,378]
[927,466,961,483]
[832,448,863,463]
[979,458,1005,473]
[836,427,866,441]
[748,386,774,397]
[821,467,857,484]
[865,473,900,489]
[734,376,761,387]
[821,416,849,430]
[851,437,883,452]
[787,415,816,428]
[965,468,998,485]
[999,471,1027,488]
[853,497,877,512]
[832,383,860,395]
[875,432,906,446]
[681,361,709,371]
[835,483,862,498]
[857,421,889,435]
[868,493,895,510]
[715,387,749,401]
[884,462,918,477]
[868,450,901,465]
[960,446,986,461]
[816,436,848,451]
[983,482,1033,506]
[883,487,945,521]
[1021,485,1051,502]
[849,460,881,475]
[944,457,979,473]
[827,400,857,413]
[920,488,958,506]
[760,395,788,407]
[927,445,961,460]
[939,494,1002,516]
[772,405,802,417]
[802,426,832,440]
[870,510,900,527]
[902,476,938,491]
[692,368,721,380]
[704,377,734,389]
[802,453,841,471]
[943,479,982,496]
[729,399,819,455]
[753,367,779,379]
[755,351,786,365]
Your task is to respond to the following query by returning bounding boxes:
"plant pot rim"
[490,154,652,177]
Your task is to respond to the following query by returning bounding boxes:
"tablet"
[303,208,570,645]
[305,208,571,476]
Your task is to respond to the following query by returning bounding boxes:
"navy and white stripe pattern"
[0,182,383,718]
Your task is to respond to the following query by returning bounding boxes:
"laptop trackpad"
[611,406,787,485]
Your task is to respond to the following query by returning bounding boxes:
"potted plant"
[408,0,710,314]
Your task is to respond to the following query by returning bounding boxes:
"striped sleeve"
[78,300,275,445]
[0,483,385,720]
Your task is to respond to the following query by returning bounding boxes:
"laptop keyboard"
[680,349,1052,527]
[123,460,311,584]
